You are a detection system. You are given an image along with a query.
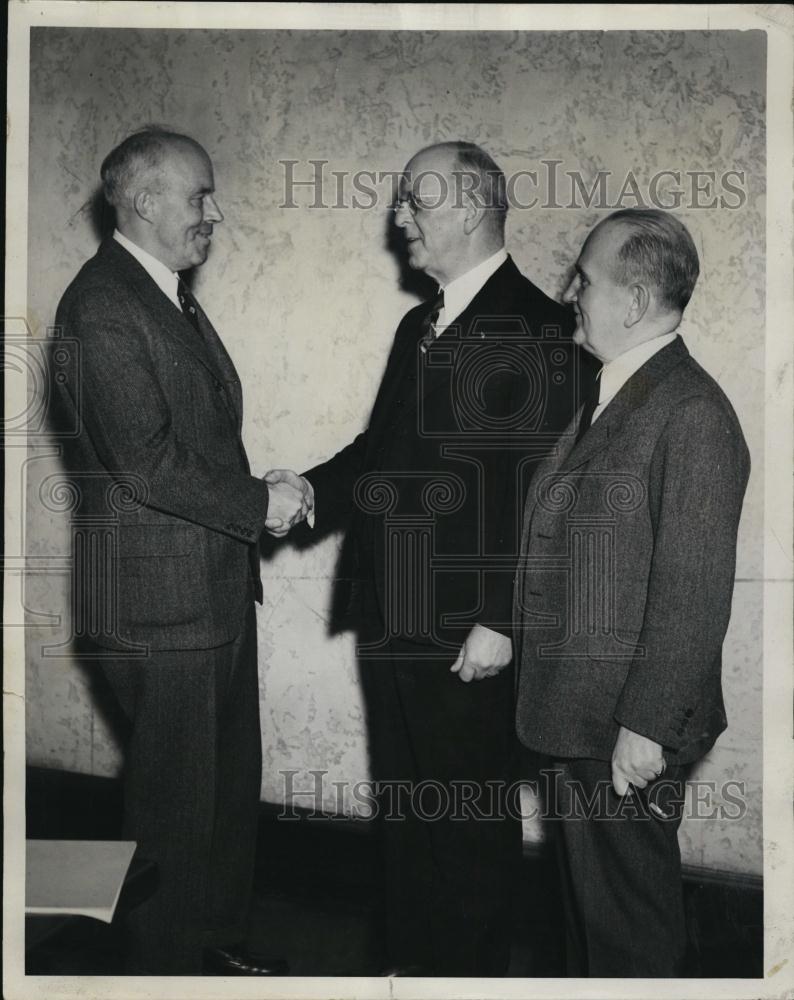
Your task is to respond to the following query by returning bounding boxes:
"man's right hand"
[264,469,313,537]
[611,725,665,796]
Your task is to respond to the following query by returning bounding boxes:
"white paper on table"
[26,840,137,923]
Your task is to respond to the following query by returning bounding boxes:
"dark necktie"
[575,372,602,443]
[419,290,445,353]
[177,278,223,375]
[177,278,202,333]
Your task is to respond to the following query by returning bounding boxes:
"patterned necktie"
[419,290,445,353]
[575,371,602,443]
[177,278,202,333]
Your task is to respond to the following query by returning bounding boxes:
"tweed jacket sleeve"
[57,282,271,545]
[614,393,751,749]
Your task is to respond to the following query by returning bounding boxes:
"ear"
[133,189,156,224]
[624,283,650,327]
[462,192,486,236]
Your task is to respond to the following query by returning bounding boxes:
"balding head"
[412,141,508,240]
[101,128,206,212]
[101,128,223,272]
[394,141,507,284]
[564,209,699,362]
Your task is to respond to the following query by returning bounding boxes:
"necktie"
[177,278,202,333]
[419,290,445,353]
[177,278,222,373]
[575,372,602,443]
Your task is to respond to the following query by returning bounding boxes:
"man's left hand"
[450,624,512,683]
[611,725,665,795]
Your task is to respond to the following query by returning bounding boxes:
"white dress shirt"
[434,247,508,336]
[591,332,679,425]
[113,229,181,309]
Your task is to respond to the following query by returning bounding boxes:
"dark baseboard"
[253,799,763,978]
[25,767,763,977]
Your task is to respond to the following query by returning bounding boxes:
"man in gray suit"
[513,209,750,976]
[52,128,308,974]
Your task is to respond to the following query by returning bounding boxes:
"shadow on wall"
[260,203,437,631]
[77,185,115,243]
[47,183,125,769]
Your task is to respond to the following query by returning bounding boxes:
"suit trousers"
[98,603,262,974]
[359,635,522,976]
[552,757,688,977]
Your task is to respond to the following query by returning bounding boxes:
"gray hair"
[604,208,700,313]
[100,127,202,209]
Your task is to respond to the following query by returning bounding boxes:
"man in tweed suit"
[513,209,750,976]
[52,129,306,974]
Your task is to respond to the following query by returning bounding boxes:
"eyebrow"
[574,263,590,281]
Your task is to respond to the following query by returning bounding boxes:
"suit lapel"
[415,256,528,409]
[519,337,690,535]
[100,239,242,425]
[190,298,244,427]
[560,337,689,473]
[368,300,438,443]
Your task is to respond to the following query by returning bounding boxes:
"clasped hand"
[264,469,314,538]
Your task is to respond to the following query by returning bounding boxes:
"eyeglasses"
[393,194,419,214]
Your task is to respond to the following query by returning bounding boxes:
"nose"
[562,274,579,303]
[393,201,412,228]
[204,195,223,224]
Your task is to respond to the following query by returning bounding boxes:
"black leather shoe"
[203,944,289,976]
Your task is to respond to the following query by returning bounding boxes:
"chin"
[406,249,427,271]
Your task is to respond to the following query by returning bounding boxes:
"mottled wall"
[25,28,765,875]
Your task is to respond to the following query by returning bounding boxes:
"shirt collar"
[113,229,181,309]
[438,247,508,328]
[597,331,680,407]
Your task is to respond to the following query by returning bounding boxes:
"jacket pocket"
[115,524,207,630]
[117,523,198,562]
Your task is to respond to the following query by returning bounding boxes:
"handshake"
[264,469,315,538]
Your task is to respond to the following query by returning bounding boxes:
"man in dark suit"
[51,128,307,975]
[513,208,750,976]
[270,141,591,975]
